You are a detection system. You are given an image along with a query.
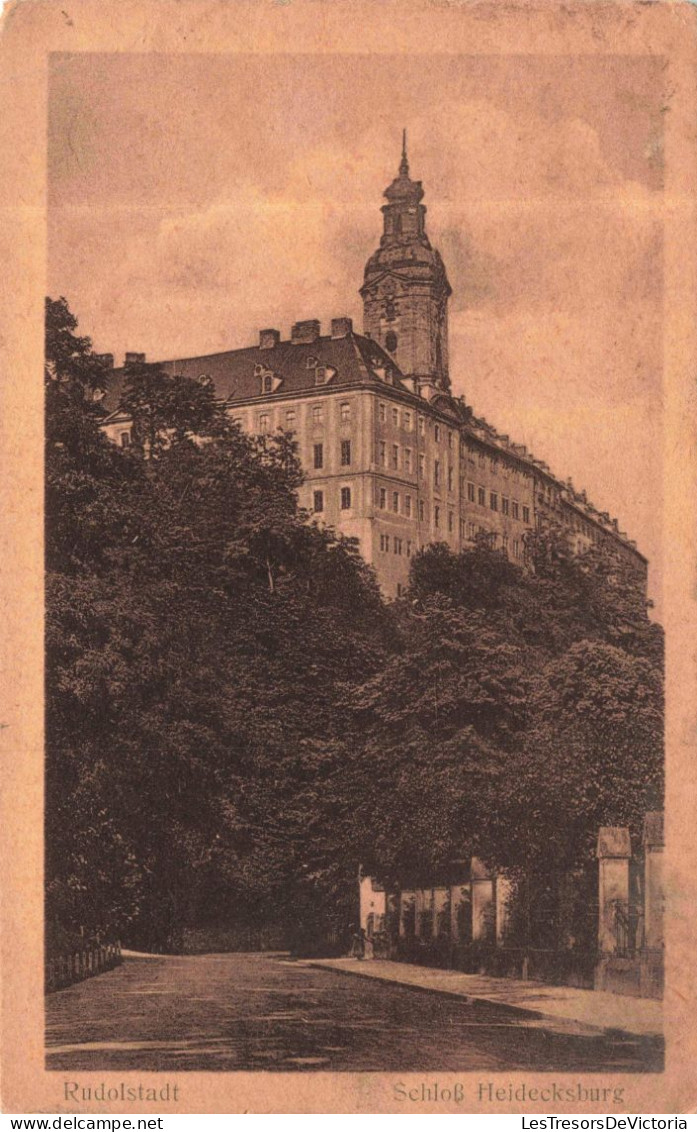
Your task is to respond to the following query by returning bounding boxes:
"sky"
[47,52,665,611]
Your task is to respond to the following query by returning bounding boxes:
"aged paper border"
[2,0,696,1115]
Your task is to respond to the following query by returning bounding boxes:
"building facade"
[102,140,647,598]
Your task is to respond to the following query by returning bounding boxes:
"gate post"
[596,826,631,990]
[643,812,664,950]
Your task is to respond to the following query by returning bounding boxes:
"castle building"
[102,138,647,598]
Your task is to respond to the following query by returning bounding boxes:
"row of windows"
[465,482,530,521]
[256,402,354,433]
[253,403,534,486]
[313,488,352,513]
[379,534,413,557]
[377,487,413,516]
[379,404,416,432]
[313,440,352,469]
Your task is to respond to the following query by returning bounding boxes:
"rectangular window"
[385,534,390,552]
[467,481,475,503]
[313,490,324,513]
[404,411,412,432]
[448,511,454,533]
[502,534,509,552]
[513,538,520,558]
[259,413,269,432]
[434,460,440,488]
[467,521,476,538]
[392,492,399,514]
[418,454,425,479]
[379,487,386,509]
[490,492,498,512]
[340,402,351,422]
[490,457,498,475]
[435,424,440,442]
[404,448,412,473]
[404,495,412,518]
[313,443,323,469]
[419,500,426,522]
[460,518,465,539]
[120,431,131,448]
[312,405,323,424]
[478,452,485,467]
[341,487,351,510]
[341,439,351,466]
[502,496,509,516]
[448,430,453,449]
[447,466,454,492]
[379,403,386,423]
[523,505,530,524]
[406,540,412,558]
[418,415,425,436]
[512,500,519,520]
[394,537,402,555]
[478,486,486,507]
[434,505,440,528]
[379,441,386,467]
[392,407,399,427]
[392,444,399,469]
[286,410,296,429]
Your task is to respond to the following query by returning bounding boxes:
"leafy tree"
[120,360,223,453]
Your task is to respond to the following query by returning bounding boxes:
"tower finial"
[399,128,409,176]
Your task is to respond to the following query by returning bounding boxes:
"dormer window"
[315,366,326,385]
[306,355,319,370]
[254,363,281,395]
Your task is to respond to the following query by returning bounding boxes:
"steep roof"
[103,329,412,414]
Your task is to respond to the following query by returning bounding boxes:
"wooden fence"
[45,941,122,993]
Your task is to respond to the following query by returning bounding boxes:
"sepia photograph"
[2,0,696,1116]
[43,48,665,1076]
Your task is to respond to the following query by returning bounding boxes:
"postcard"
[1,0,696,1115]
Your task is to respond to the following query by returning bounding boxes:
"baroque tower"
[361,132,452,393]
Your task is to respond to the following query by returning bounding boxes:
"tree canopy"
[45,297,664,956]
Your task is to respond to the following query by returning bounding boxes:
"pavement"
[45,951,663,1072]
[306,957,663,1039]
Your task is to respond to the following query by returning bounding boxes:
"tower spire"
[399,128,409,177]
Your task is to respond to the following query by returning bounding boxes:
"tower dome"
[360,132,452,391]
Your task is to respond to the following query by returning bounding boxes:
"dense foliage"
[46,297,663,956]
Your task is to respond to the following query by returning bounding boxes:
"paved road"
[45,953,663,1073]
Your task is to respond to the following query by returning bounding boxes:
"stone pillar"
[471,857,495,942]
[597,827,631,954]
[643,812,664,950]
[399,890,415,938]
[414,888,424,938]
[433,886,449,938]
[495,875,513,945]
[450,884,471,942]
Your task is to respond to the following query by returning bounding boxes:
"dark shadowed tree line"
[45,298,664,957]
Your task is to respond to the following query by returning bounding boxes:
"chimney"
[125,352,146,365]
[291,319,321,345]
[331,317,353,339]
[95,353,114,369]
[259,329,280,350]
